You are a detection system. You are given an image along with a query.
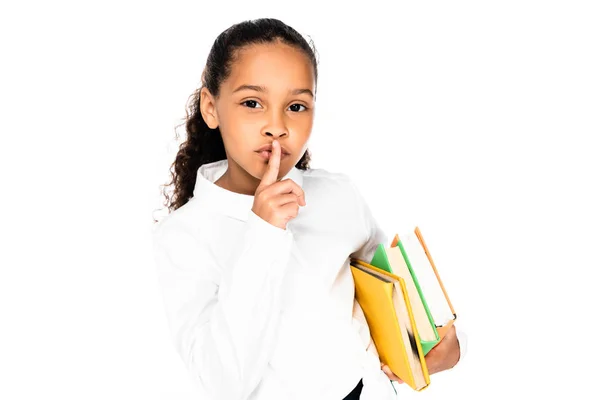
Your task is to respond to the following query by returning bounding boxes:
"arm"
[152,210,293,400]
[348,177,388,264]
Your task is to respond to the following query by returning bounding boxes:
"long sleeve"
[152,210,293,400]
[453,321,468,366]
[348,177,388,263]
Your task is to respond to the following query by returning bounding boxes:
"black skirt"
[342,379,363,400]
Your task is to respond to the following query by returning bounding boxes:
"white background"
[1,1,599,399]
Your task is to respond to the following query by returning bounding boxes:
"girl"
[152,18,464,400]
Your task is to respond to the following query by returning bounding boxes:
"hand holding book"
[380,324,460,383]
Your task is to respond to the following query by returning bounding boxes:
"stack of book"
[350,226,457,391]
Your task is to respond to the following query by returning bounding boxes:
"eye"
[242,100,262,109]
[288,103,307,112]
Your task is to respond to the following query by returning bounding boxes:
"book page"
[392,282,427,390]
[401,232,455,326]
[386,247,438,342]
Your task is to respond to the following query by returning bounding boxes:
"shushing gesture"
[251,140,306,230]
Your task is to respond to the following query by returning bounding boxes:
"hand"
[251,140,306,230]
[381,324,461,383]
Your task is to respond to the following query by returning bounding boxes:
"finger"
[382,365,392,377]
[258,139,281,188]
[280,201,300,219]
[273,193,302,207]
[271,178,306,206]
[383,368,394,380]
[382,365,403,383]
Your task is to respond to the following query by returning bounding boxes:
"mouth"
[255,150,290,160]
[254,143,291,160]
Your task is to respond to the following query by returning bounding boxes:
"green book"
[370,243,440,355]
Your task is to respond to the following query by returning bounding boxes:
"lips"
[256,149,290,160]
[255,143,291,155]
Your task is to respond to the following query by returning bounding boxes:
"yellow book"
[350,259,430,391]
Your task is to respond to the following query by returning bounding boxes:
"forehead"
[223,42,315,93]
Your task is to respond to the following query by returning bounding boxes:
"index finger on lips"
[258,139,281,188]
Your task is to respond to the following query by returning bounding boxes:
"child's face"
[202,41,315,184]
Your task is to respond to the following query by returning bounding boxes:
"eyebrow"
[232,84,314,98]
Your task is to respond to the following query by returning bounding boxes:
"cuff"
[455,327,468,365]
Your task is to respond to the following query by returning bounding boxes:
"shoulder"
[298,167,365,216]
[300,167,358,194]
[151,196,207,245]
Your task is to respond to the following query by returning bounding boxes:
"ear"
[200,87,219,129]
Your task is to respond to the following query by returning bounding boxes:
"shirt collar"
[193,159,304,222]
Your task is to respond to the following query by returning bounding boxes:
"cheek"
[229,107,263,130]
[219,109,258,141]
[290,113,314,137]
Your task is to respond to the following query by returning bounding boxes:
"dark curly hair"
[156,18,318,219]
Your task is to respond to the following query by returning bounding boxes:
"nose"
[262,110,288,138]
[264,131,288,138]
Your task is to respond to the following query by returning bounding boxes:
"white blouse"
[152,159,466,400]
